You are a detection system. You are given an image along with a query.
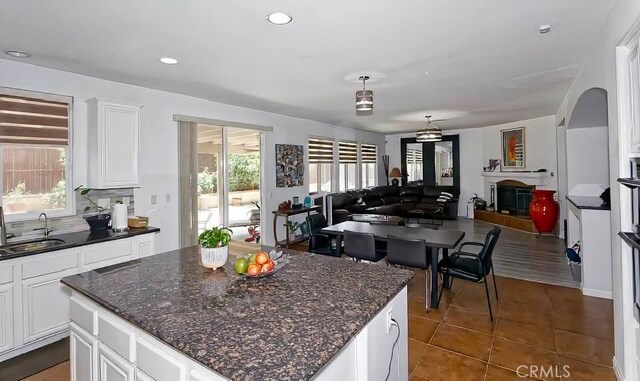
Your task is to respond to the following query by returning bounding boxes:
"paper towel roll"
[112,203,128,231]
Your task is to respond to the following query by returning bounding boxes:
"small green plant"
[74,185,110,214]
[198,227,232,248]
[197,168,218,194]
[7,182,28,199]
[285,221,299,234]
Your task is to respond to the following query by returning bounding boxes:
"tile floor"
[407,269,616,381]
[26,270,615,381]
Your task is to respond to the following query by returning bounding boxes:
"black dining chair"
[387,236,431,301]
[343,230,386,262]
[437,226,502,320]
[305,214,337,257]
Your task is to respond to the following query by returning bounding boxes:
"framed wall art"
[501,127,525,169]
[275,144,304,187]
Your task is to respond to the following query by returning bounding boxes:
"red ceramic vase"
[529,190,559,233]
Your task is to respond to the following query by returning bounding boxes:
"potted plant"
[198,227,232,270]
[75,185,112,231]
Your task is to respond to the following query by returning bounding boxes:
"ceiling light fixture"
[160,57,178,65]
[355,75,373,113]
[416,115,443,142]
[3,50,31,58]
[266,12,293,25]
[539,24,552,34]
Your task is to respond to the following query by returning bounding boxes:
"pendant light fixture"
[416,115,443,142]
[355,75,373,113]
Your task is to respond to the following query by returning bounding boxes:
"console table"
[272,205,322,248]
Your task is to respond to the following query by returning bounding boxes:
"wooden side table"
[272,205,322,248]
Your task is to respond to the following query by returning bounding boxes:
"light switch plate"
[122,197,130,206]
[150,195,157,205]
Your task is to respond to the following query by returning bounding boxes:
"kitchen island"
[61,245,414,380]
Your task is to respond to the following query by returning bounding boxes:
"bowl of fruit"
[233,250,288,278]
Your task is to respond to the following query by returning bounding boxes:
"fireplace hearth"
[497,180,534,217]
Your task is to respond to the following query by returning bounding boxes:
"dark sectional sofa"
[323,185,459,224]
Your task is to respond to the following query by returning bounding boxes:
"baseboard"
[0,330,69,362]
[582,287,614,299]
[613,355,625,381]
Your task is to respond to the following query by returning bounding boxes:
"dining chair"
[386,235,430,302]
[437,226,502,320]
[343,230,386,262]
[305,214,337,257]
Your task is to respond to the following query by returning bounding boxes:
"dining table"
[322,221,465,308]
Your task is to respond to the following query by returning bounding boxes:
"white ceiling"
[0,0,615,133]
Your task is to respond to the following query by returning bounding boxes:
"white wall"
[566,126,610,193]
[0,59,386,251]
[555,0,640,378]
[385,115,558,216]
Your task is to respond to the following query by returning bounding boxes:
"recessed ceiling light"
[3,50,31,58]
[266,12,292,25]
[160,57,178,65]
[424,71,429,75]
[539,24,552,34]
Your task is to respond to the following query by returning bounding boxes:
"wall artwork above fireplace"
[501,127,525,169]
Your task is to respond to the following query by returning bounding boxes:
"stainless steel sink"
[0,238,66,255]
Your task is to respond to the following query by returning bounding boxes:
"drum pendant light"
[355,76,373,113]
[416,115,443,142]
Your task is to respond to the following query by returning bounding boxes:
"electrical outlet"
[150,195,157,205]
[98,198,110,209]
[122,197,130,207]
[386,308,393,333]
[166,193,171,203]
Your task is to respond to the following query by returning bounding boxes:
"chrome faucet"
[0,207,6,246]
[35,213,52,238]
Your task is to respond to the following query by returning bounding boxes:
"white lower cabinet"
[99,343,135,381]
[0,232,157,361]
[71,323,97,381]
[135,370,154,381]
[22,268,77,343]
[0,282,14,353]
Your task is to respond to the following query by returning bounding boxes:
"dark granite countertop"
[0,227,160,261]
[566,196,611,211]
[61,246,415,380]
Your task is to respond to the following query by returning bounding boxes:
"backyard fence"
[2,146,65,194]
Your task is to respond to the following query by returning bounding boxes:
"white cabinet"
[98,343,135,381]
[132,235,155,259]
[22,268,77,343]
[0,282,14,353]
[87,98,141,189]
[71,323,97,381]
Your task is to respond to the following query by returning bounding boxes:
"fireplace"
[497,180,534,217]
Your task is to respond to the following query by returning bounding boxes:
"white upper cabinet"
[87,98,141,188]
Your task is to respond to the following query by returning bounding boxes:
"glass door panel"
[435,141,453,186]
[405,143,423,184]
[196,125,223,235]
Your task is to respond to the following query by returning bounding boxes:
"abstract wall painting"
[501,127,525,169]
[275,144,304,187]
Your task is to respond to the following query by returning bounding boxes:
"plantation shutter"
[0,90,70,146]
[408,149,423,162]
[361,144,377,163]
[339,141,357,163]
[308,137,334,163]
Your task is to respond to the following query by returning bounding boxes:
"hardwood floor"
[441,219,578,288]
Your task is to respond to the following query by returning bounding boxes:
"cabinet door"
[0,282,14,353]
[98,343,135,381]
[98,101,140,188]
[136,370,155,381]
[71,324,97,381]
[22,268,76,343]
[630,48,640,152]
[133,235,155,259]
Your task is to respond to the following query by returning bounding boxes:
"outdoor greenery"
[198,227,232,248]
[197,168,218,194]
[42,180,66,208]
[197,154,260,194]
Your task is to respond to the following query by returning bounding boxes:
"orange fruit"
[247,263,262,276]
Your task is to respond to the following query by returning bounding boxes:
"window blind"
[0,92,69,145]
[408,149,423,162]
[308,137,334,163]
[361,144,377,163]
[339,141,358,163]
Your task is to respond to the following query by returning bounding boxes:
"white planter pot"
[200,245,228,270]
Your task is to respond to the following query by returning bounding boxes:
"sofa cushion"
[370,204,403,216]
[371,185,400,198]
[331,193,356,209]
[381,196,401,205]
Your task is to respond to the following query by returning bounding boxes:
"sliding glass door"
[180,122,262,247]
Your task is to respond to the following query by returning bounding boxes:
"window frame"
[360,143,378,188]
[0,87,75,222]
[308,136,334,194]
[338,141,358,192]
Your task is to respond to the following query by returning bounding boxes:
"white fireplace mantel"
[481,171,548,186]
